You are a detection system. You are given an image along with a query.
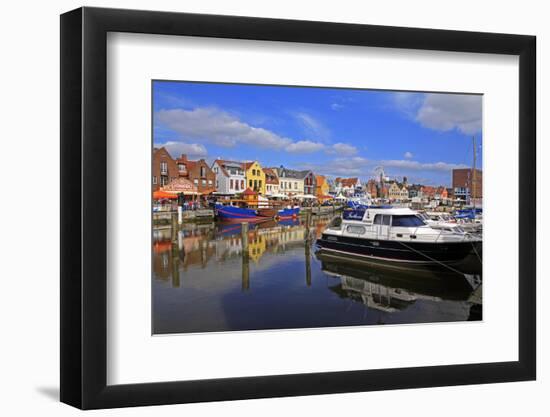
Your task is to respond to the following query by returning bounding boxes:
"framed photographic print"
[60,6,536,409]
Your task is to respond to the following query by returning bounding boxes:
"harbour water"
[153,214,482,334]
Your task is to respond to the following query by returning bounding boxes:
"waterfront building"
[152,147,178,190]
[211,159,246,195]
[315,175,330,199]
[400,186,409,200]
[176,155,216,195]
[275,166,305,197]
[420,185,436,200]
[303,171,316,195]
[336,177,362,196]
[388,182,401,200]
[408,184,422,199]
[435,186,449,201]
[244,161,266,195]
[452,168,483,202]
[263,168,280,196]
[365,179,378,199]
[379,185,389,199]
[326,177,336,194]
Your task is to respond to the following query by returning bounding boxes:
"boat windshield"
[391,215,426,227]
[417,212,429,221]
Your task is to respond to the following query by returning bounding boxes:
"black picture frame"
[60,6,536,410]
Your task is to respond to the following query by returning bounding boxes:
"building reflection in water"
[152,214,482,333]
[153,216,320,289]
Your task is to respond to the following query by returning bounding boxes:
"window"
[160,161,168,174]
[373,214,391,225]
[193,179,198,185]
[249,180,253,188]
[208,180,212,186]
[230,179,234,189]
[346,225,366,234]
[152,176,157,185]
[259,180,262,188]
[202,179,206,186]
[178,163,186,172]
[294,182,297,190]
[200,166,206,177]
[241,180,244,189]
[392,215,425,227]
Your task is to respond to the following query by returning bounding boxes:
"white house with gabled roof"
[211,159,246,195]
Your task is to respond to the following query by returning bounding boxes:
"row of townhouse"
[212,161,317,197]
[153,148,321,197]
[363,178,450,202]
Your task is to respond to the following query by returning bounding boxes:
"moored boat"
[257,207,279,218]
[277,207,300,219]
[316,206,481,266]
[214,203,265,223]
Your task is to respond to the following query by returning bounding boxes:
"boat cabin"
[328,207,474,243]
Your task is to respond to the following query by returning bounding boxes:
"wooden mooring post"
[305,240,311,287]
[305,211,312,241]
[171,212,178,243]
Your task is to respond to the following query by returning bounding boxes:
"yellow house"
[315,175,330,199]
[248,233,267,263]
[243,161,266,195]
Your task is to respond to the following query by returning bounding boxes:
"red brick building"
[175,155,216,195]
[152,148,216,194]
[452,168,483,199]
[366,179,378,198]
[152,147,178,191]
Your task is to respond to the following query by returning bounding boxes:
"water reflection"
[152,214,482,334]
[318,254,481,318]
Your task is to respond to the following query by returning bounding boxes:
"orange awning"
[153,190,178,199]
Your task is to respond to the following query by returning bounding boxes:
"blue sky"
[153,81,482,186]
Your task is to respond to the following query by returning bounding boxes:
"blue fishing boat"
[278,207,300,219]
[215,203,263,223]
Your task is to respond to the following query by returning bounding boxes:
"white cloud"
[392,92,482,135]
[380,159,469,172]
[156,107,292,149]
[300,157,369,177]
[156,107,331,155]
[156,141,208,158]
[294,112,331,140]
[286,140,326,154]
[416,94,482,134]
[327,142,358,156]
[331,103,344,111]
[404,151,414,159]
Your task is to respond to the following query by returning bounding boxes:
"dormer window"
[178,163,186,172]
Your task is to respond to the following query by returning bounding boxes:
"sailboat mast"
[472,136,476,208]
